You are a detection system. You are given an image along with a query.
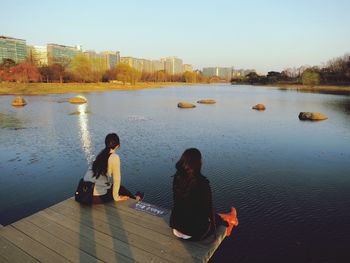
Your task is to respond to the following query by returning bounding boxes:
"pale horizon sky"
[1,0,350,73]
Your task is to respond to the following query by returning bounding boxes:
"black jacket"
[170,174,214,240]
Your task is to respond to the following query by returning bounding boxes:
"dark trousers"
[189,213,229,241]
[92,185,136,204]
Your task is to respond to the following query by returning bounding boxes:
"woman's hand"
[115,195,129,202]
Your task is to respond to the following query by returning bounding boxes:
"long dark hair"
[174,148,202,197]
[92,133,120,178]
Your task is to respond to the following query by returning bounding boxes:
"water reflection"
[77,103,93,164]
[277,87,350,96]
[0,112,26,129]
[1,85,350,262]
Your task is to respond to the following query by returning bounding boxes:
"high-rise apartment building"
[141,59,152,73]
[0,35,27,63]
[183,64,193,72]
[232,69,256,77]
[120,57,143,72]
[83,50,108,72]
[152,60,165,72]
[203,67,233,80]
[83,50,99,59]
[101,51,120,70]
[28,45,48,66]
[163,56,183,75]
[47,43,81,66]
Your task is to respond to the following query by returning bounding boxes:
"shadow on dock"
[0,197,226,262]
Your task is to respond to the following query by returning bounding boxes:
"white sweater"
[84,150,121,201]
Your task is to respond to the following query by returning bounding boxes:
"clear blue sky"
[1,0,350,73]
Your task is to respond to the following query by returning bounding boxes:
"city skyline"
[1,35,231,76]
[1,0,350,73]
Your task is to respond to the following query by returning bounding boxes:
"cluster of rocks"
[177,99,217,108]
[178,100,328,121]
[11,96,88,106]
[10,96,328,122]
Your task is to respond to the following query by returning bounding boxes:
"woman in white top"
[84,133,143,204]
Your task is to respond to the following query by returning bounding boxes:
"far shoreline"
[2,82,350,96]
[272,83,350,92]
[232,83,350,93]
[0,82,192,96]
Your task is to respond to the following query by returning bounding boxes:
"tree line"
[231,53,350,86]
[0,54,208,84]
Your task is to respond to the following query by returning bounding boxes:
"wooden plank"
[53,199,226,262]
[197,228,227,263]
[42,208,198,263]
[51,201,174,245]
[104,199,228,248]
[93,204,175,238]
[105,200,227,249]
[50,203,204,261]
[63,198,219,249]
[0,226,69,263]
[25,212,134,263]
[0,236,39,263]
[0,254,10,263]
[90,199,227,262]
[101,201,228,263]
[105,199,171,220]
[48,204,172,263]
[102,201,227,251]
[59,199,180,240]
[68,197,168,225]
[0,197,226,263]
[12,220,103,263]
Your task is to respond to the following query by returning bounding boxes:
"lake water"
[0,84,350,262]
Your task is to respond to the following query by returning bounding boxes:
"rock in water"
[252,104,266,111]
[68,96,87,104]
[298,112,328,121]
[178,102,196,108]
[11,96,27,107]
[197,99,216,104]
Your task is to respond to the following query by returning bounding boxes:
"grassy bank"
[0,82,187,95]
[267,83,350,93]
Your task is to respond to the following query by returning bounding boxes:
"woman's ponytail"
[92,133,120,178]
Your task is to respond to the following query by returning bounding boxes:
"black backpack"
[75,178,94,205]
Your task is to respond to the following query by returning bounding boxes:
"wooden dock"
[0,198,226,262]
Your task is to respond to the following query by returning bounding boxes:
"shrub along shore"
[0,82,189,95]
[1,82,350,96]
[264,83,350,93]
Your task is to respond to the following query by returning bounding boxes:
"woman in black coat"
[170,148,238,241]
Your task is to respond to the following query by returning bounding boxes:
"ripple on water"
[1,86,350,262]
[0,112,27,129]
[126,115,152,121]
